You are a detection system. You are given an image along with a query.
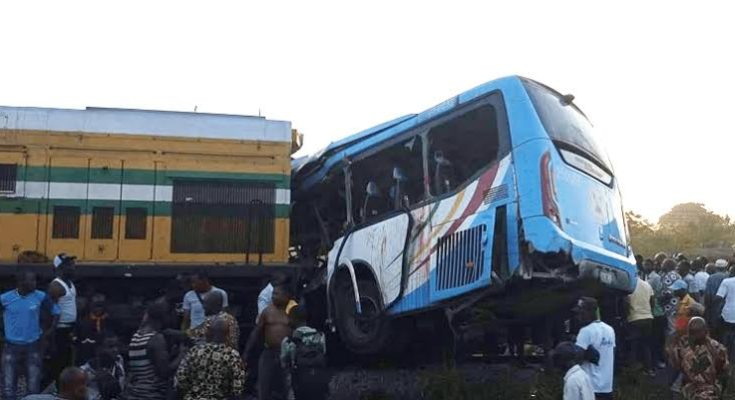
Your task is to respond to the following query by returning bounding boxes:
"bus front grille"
[436,224,486,291]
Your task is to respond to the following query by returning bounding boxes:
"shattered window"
[427,104,500,196]
[350,136,424,223]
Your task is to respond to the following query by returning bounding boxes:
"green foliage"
[627,203,735,258]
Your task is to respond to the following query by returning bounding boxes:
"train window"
[171,180,276,254]
[125,207,148,239]
[52,206,81,239]
[428,104,500,196]
[0,164,17,193]
[91,207,115,239]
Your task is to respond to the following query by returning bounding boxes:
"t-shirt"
[576,321,615,394]
[1,289,58,344]
[684,273,696,294]
[627,278,653,322]
[694,271,710,293]
[716,277,735,323]
[182,287,229,328]
[563,364,595,400]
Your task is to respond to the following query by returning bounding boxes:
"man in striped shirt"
[125,302,185,400]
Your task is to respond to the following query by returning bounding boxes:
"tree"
[627,203,735,258]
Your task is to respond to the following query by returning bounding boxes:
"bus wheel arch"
[331,261,393,355]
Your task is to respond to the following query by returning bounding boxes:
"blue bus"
[291,76,636,354]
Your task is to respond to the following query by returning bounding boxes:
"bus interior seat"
[390,166,409,210]
[433,151,454,195]
[361,181,386,222]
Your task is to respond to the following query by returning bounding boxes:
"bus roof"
[0,106,292,143]
[293,75,523,191]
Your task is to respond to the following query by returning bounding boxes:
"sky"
[1,1,733,222]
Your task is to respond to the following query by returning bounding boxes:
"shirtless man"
[245,284,293,400]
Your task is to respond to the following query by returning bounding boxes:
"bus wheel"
[334,277,392,355]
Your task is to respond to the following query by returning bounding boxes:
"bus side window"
[350,136,424,223]
[428,104,500,196]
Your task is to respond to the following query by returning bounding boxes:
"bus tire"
[333,277,392,355]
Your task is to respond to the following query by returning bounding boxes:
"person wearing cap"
[1,271,59,400]
[715,266,735,357]
[572,297,615,399]
[551,341,595,400]
[669,279,697,337]
[705,260,728,336]
[46,253,78,388]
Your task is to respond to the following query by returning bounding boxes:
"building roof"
[0,106,292,143]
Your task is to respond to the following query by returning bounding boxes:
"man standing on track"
[46,253,78,387]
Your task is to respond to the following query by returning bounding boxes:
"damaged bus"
[292,76,637,355]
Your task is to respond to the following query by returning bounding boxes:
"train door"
[118,160,155,261]
[84,159,122,261]
[46,156,88,258]
[0,151,41,260]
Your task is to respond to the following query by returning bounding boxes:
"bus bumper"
[523,216,637,293]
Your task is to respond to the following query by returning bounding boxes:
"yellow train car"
[0,106,295,266]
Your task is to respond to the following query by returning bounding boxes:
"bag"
[292,331,326,369]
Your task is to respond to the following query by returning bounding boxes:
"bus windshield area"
[523,79,612,176]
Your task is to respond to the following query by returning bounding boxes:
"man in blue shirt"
[1,271,58,400]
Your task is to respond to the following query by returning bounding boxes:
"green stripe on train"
[18,165,290,188]
[0,198,290,218]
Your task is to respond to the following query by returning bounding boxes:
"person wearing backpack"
[280,305,328,400]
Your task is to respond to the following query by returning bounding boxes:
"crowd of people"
[8,250,735,400]
[0,254,328,400]
[555,253,735,400]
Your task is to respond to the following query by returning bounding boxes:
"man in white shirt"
[693,260,710,302]
[573,297,615,399]
[553,341,595,400]
[715,269,735,351]
[181,270,229,330]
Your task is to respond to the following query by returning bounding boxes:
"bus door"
[338,135,425,307]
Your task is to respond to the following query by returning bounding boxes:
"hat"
[670,279,688,291]
[716,259,729,269]
[53,253,76,269]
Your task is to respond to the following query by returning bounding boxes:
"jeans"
[2,340,42,400]
[652,315,666,364]
[44,327,74,387]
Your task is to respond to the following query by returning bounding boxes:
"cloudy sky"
[1,1,732,222]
